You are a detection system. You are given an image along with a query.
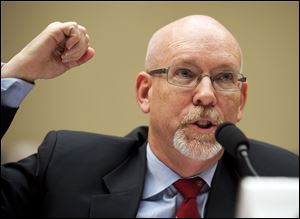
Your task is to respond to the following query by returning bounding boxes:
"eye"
[174,68,197,79]
[214,72,235,82]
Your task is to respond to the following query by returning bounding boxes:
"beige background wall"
[1,1,299,162]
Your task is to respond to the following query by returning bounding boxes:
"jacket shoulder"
[36,127,148,176]
[248,139,299,177]
[41,126,148,152]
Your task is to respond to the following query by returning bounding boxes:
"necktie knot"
[173,177,205,198]
[173,177,205,218]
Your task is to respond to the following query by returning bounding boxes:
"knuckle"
[85,34,90,43]
[79,25,87,33]
[71,22,79,30]
[46,21,62,30]
[69,21,78,27]
[67,22,79,34]
[49,21,62,26]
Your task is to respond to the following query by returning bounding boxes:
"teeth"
[196,120,211,128]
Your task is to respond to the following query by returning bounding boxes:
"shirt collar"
[142,143,218,199]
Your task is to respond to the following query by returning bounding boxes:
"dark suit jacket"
[1,106,299,218]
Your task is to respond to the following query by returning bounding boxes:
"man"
[1,16,298,218]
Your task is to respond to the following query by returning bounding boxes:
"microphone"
[215,122,258,177]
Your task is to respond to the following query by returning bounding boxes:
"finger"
[62,34,90,62]
[46,22,88,60]
[47,21,78,45]
[61,43,80,62]
[61,43,86,63]
[53,43,65,58]
[64,24,87,50]
[64,26,81,50]
[78,25,87,35]
[63,47,95,69]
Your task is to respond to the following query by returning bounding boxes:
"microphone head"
[215,122,250,158]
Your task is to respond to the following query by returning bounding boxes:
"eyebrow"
[211,64,239,72]
[170,53,238,68]
[170,60,239,73]
[169,58,196,67]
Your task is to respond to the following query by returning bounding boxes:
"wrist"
[1,60,36,83]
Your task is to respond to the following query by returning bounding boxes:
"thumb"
[76,47,96,66]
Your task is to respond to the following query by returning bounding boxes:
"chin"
[173,128,223,161]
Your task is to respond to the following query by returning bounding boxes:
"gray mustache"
[181,106,222,125]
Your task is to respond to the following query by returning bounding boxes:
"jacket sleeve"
[1,131,57,217]
[1,105,18,139]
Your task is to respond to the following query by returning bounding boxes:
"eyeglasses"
[147,67,247,92]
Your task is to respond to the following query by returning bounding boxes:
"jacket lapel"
[89,142,147,218]
[205,152,241,218]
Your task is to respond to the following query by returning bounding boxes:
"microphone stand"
[237,144,259,177]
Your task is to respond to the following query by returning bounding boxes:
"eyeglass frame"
[147,67,247,92]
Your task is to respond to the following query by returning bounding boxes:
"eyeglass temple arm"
[239,76,247,82]
[148,68,169,75]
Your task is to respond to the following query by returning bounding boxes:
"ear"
[136,71,152,113]
[237,82,248,121]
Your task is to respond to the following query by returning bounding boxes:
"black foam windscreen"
[215,122,250,158]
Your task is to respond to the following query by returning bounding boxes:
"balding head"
[145,15,242,72]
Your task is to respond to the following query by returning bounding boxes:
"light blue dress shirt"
[136,144,217,218]
[1,63,34,108]
[1,78,34,108]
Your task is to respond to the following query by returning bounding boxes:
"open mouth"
[195,120,214,129]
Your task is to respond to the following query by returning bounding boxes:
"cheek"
[217,93,242,122]
[150,82,190,129]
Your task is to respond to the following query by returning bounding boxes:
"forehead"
[161,26,241,69]
[146,16,242,71]
[166,43,241,71]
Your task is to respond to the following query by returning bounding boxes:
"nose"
[192,77,217,107]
